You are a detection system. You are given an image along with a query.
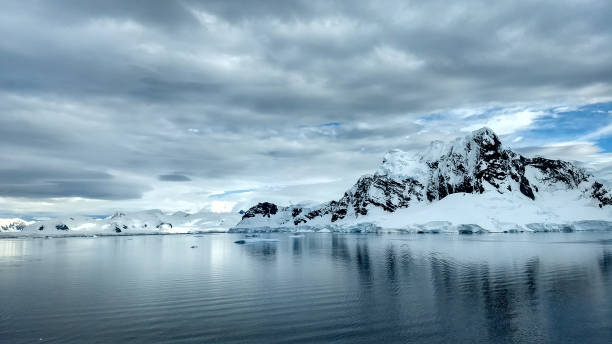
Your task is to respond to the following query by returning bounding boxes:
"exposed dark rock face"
[114,226,122,233]
[0,221,27,231]
[239,127,612,227]
[592,182,612,208]
[527,157,589,187]
[55,224,69,231]
[422,128,537,201]
[292,208,302,217]
[241,202,278,219]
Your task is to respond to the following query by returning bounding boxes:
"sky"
[1,0,612,218]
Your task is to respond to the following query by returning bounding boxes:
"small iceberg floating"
[289,234,305,238]
[234,238,280,245]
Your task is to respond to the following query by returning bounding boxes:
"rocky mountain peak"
[379,128,505,177]
[241,202,279,220]
[236,127,612,229]
[470,126,500,144]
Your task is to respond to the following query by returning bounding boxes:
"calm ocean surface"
[1,232,611,343]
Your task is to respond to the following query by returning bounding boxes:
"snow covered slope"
[233,127,612,233]
[0,218,34,232]
[2,210,242,237]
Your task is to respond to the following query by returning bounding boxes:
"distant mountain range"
[233,127,612,233]
[3,127,612,236]
[0,210,241,237]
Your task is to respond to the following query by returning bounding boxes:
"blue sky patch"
[209,189,255,199]
[522,102,612,149]
[419,101,612,152]
[596,138,612,152]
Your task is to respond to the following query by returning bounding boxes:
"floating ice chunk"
[229,226,283,233]
[234,238,280,245]
[456,224,488,234]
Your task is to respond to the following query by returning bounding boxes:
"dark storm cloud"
[0,181,148,200]
[0,167,150,200]
[32,0,198,28]
[0,0,611,213]
[0,169,112,183]
[158,174,192,182]
[3,0,610,116]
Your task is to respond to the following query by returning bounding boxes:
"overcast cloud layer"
[1,0,612,217]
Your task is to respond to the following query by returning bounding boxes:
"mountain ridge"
[235,127,612,231]
[0,210,242,236]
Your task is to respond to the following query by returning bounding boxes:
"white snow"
[378,149,428,181]
[232,183,612,233]
[232,128,612,234]
[1,210,242,237]
[303,188,609,233]
[0,218,34,231]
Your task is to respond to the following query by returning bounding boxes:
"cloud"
[0,0,611,215]
[580,124,612,141]
[210,201,236,213]
[518,141,603,161]
[0,181,149,200]
[462,110,548,135]
[158,174,192,182]
[0,167,150,200]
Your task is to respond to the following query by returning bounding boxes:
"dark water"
[1,233,612,343]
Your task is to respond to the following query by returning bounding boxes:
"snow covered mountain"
[0,218,34,232]
[1,210,241,237]
[234,127,612,232]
